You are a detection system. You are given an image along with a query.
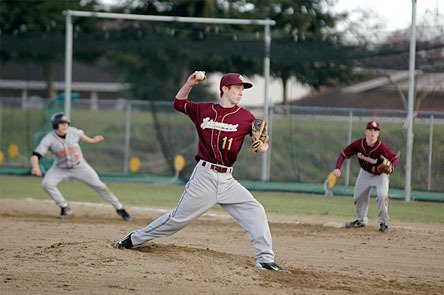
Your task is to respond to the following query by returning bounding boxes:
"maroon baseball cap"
[366,120,380,130]
[219,73,253,91]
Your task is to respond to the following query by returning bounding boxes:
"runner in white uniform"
[30,112,132,221]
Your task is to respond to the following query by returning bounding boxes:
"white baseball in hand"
[195,71,205,81]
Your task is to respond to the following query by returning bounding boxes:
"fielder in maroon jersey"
[116,72,289,273]
[331,120,399,232]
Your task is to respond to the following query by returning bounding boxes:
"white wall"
[206,73,310,107]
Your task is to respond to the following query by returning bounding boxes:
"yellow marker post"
[174,155,185,172]
[0,150,4,165]
[129,157,141,173]
[8,144,19,160]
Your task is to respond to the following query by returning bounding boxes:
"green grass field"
[1,175,443,224]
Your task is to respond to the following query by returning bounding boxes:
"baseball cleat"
[60,206,73,218]
[115,233,133,249]
[379,223,389,233]
[345,219,366,228]
[116,208,132,221]
[256,262,291,273]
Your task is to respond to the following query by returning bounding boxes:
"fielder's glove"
[251,119,268,153]
[376,155,394,175]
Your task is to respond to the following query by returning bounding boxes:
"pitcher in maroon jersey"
[116,72,289,273]
[331,120,399,233]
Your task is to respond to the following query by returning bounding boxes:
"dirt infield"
[1,198,443,295]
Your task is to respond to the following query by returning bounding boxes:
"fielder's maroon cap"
[219,73,253,91]
[366,120,380,130]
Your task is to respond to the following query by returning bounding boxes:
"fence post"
[345,111,353,186]
[21,89,28,109]
[427,115,434,191]
[123,102,132,174]
[0,103,2,149]
[261,21,272,182]
[265,108,273,181]
[90,91,98,111]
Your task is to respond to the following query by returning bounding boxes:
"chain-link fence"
[1,97,443,193]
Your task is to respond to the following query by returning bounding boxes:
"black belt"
[201,161,232,173]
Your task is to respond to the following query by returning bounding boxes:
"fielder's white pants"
[353,168,390,225]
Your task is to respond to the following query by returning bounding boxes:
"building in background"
[0,59,129,110]
[292,71,444,112]
[204,73,310,107]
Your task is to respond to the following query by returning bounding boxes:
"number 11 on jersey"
[222,137,233,150]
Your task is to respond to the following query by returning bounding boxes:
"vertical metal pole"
[345,111,353,186]
[427,115,434,191]
[64,11,73,118]
[261,21,271,181]
[0,103,2,149]
[266,109,273,178]
[123,102,132,174]
[405,0,417,202]
[90,91,98,111]
[21,89,28,109]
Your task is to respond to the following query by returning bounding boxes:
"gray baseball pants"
[42,161,123,209]
[353,168,390,224]
[129,160,275,264]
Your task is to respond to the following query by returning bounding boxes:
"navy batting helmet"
[51,112,71,129]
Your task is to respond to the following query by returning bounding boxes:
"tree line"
[1,0,442,103]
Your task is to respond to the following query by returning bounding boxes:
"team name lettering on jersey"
[55,146,79,158]
[357,152,378,164]
[200,117,239,132]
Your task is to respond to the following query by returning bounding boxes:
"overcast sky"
[100,0,443,32]
[333,0,442,31]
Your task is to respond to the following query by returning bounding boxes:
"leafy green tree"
[215,0,357,103]
[105,0,236,101]
[107,0,358,104]
[0,0,100,98]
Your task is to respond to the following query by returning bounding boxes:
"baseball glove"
[324,172,337,196]
[251,119,268,153]
[376,155,394,175]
